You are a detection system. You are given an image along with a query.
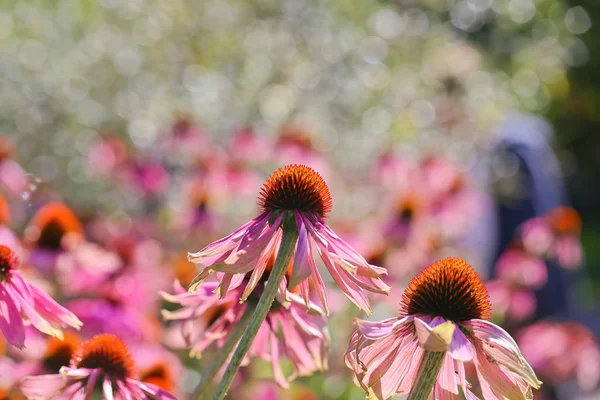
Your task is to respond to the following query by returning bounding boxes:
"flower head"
[258,165,332,218]
[188,164,389,314]
[42,331,81,373]
[162,280,329,387]
[20,334,177,400]
[400,257,491,321]
[25,203,83,250]
[346,257,541,400]
[0,245,82,348]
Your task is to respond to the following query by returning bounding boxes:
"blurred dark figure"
[491,113,570,319]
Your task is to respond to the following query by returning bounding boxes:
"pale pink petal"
[448,325,475,362]
[103,377,114,400]
[473,345,528,399]
[463,319,541,388]
[356,316,409,340]
[289,215,310,288]
[20,374,69,399]
[270,329,289,388]
[136,381,178,400]
[241,229,281,301]
[306,238,329,314]
[315,243,371,313]
[437,353,458,395]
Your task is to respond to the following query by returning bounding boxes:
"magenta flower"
[345,257,541,400]
[0,245,82,348]
[162,279,329,387]
[188,164,389,314]
[20,334,177,399]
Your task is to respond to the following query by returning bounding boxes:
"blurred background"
[0,0,599,399]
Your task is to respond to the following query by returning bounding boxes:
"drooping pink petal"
[437,353,458,395]
[0,283,25,348]
[473,345,528,399]
[356,316,409,340]
[448,324,475,361]
[314,241,371,313]
[289,214,310,288]
[241,229,281,301]
[463,319,541,388]
[20,374,70,399]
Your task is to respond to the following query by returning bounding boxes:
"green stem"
[406,350,445,400]
[190,304,254,400]
[210,213,299,400]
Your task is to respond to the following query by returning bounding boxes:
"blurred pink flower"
[87,135,129,177]
[20,334,177,400]
[346,257,541,400]
[188,165,389,314]
[487,280,537,322]
[518,321,600,392]
[0,245,82,348]
[495,248,547,289]
[119,159,170,197]
[0,138,28,197]
[521,207,583,269]
[274,125,331,179]
[130,343,183,397]
[55,241,123,296]
[161,280,329,387]
[227,126,274,165]
[24,202,85,272]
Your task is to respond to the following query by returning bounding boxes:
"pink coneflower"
[0,245,82,348]
[518,321,600,392]
[521,207,583,269]
[20,334,177,400]
[188,164,389,314]
[346,257,541,400]
[162,279,329,387]
[24,202,85,272]
[25,203,84,251]
[495,247,547,289]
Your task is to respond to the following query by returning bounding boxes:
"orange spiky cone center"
[27,202,84,250]
[71,335,134,380]
[400,257,491,321]
[0,245,18,275]
[258,165,332,218]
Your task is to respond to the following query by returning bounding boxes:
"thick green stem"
[407,351,445,400]
[210,214,299,400]
[191,304,254,400]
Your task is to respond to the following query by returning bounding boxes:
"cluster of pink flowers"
[0,169,180,398]
[517,321,600,392]
[0,116,592,400]
[488,207,583,323]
